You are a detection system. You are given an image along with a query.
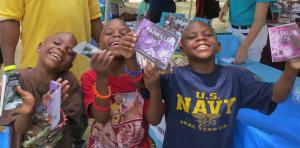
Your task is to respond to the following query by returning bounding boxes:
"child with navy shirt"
[141,21,300,148]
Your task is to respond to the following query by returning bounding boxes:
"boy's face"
[38,32,77,72]
[181,22,220,61]
[99,19,130,57]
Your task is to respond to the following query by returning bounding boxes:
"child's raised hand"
[91,50,114,77]
[288,57,300,69]
[12,87,35,115]
[144,63,161,92]
[119,31,138,59]
[42,78,71,106]
[56,78,70,103]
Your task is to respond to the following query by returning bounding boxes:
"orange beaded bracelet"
[92,83,112,100]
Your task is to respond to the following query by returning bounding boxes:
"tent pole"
[188,0,193,20]
[105,0,111,24]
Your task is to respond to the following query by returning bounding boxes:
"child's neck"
[110,58,126,76]
[31,65,58,83]
[189,59,217,74]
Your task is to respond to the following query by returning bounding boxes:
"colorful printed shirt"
[81,70,150,148]
[159,65,276,148]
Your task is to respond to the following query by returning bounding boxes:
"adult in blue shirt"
[148,0,176,23]
[219,0,276,64]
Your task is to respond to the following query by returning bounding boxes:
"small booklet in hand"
[135,18,181,70]
[47,80,61,129]
[269,23,300,62]
[159,12,189,37]
[73,41,101,59]
[0,72,22,116]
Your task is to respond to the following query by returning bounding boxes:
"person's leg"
[247,25,268,62]
[230,25,268,62]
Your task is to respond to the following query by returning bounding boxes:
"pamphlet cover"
[159,12,189,37]
[47,80,61,129]
[269,23,300,62]
[0,72,22,116]
[135,18,181,70]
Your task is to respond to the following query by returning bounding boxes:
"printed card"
[269,23,300,62]
[47,80,61,129]
[73,41,101,59]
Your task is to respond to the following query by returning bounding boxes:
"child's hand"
[12,87,35,115]
[288,57,300,69]
[144,63,160,92]
[119,31,138,59]
[91,50,114,77]
[56,78,71,103]
[42,78,71,106]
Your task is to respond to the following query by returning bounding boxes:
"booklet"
[72,41,101,59]
[268,23,300,62]
[0,72,22,116]
[135,18,181,70]
[47,80,61,129]
[159,12,189,37]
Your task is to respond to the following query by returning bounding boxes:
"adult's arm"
[235,3,269,64]
[91,18,103,43]
[0,20,20,66]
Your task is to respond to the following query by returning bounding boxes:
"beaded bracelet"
[123,66,143,77]
[56,109,68,129]
[92,83,112,100]
[93,100,111,111]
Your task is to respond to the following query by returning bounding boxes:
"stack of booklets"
[0,72,22,116]
[135,18,181,70]
[268,23,300,62]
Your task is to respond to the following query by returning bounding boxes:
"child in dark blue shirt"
[142,21,299,148]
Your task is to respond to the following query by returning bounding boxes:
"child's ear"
[37,42,43,53]
[179,40,187,55]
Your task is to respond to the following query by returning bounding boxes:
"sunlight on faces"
[99,19,130,58]
[37,32,77,72]
[181,22,220,61]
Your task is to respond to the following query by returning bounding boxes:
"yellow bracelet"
[3,65,17,72]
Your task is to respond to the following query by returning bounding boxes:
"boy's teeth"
[50,53,62,62]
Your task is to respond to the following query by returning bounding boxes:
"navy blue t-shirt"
[160,65,276,148]
[149,0,176,12]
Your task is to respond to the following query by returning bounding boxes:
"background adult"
[148,0,176,23]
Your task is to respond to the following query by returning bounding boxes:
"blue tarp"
[0,127,10,148]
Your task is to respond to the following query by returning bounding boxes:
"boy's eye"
[202,31,215,37]
[53,41,60,45]
[120,29,129,35]
[186,35,196,40]
[104,30,113,35]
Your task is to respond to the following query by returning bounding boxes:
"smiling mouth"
[110,41,120,48]
[194,44,211,51]
[49,52,62,63]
